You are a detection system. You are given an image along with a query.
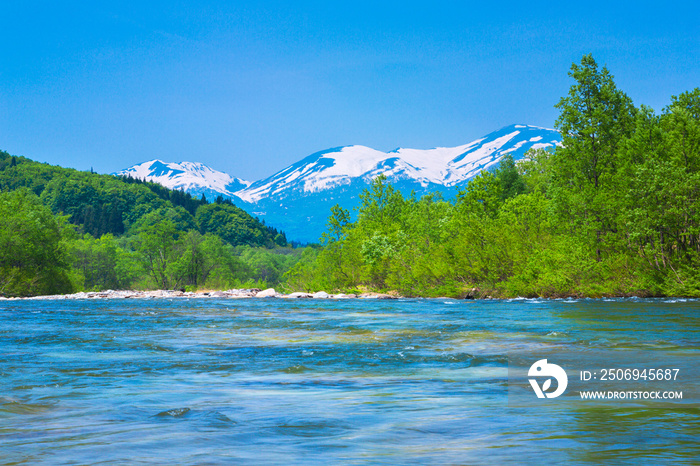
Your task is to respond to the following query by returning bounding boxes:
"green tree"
[456,170,503,217]
[552,53,637,260]
[196,203,271,246]
[323,204,351,243]
[494,154,527,201]
[0,189,74,296]
[168,231,246,288]
[358,175,405,231]
[69,234,121,290]
[136,212,180,289]
[618,89,700,293]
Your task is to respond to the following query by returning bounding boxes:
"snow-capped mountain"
[115,160,250,200]
[116,124,561,242]
[236,124,559,203]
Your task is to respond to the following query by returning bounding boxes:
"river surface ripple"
[0,298,698,464]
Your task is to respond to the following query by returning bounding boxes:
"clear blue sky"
[1,1,698,181]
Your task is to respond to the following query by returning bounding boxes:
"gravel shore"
[1,288,401,300]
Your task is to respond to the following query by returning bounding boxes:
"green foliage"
[291,56,700,298]
[238,246,304,286]
[196,203,281,247]
[68,234,139,291]
[167,231,250,289]
[322,204,351,244]
[0,189,74,296]
[135,213,180,289]
[0,150,295,295]
[552,54,637,261]
[358,175,406,231]
[457,170,503,217]
[493,154,527,201]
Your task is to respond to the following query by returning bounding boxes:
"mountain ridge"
[117,159,250,201]
[115,124,561,242]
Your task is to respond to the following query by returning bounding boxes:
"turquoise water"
[0,298,698,464]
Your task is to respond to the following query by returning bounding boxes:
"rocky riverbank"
[0,288,401,300]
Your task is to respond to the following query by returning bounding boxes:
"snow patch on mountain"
[115,160,250,196]
[235,124,561,203]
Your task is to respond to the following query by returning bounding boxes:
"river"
[0,298,697,464]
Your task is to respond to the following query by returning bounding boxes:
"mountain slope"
[235,124,559,203]
[115,160,250,201]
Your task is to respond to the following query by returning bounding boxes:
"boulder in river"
[255,288,277,298]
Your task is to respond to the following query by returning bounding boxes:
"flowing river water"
[0,298,698,464]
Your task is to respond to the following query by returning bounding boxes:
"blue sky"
[1,1,698,181]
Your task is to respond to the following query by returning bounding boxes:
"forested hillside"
[0,153,299,296]
[287,55,700,298]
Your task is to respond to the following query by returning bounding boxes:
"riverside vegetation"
[286,55,700,298]
[0,154,299,297]
[1,55,699,298]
